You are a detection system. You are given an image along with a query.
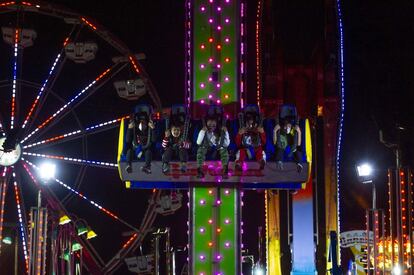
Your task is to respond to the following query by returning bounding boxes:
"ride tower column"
[187,0,244,274]
[255,0,342,272]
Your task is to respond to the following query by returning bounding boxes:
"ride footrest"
[119,161,309,189]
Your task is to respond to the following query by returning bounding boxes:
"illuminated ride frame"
[0,1,163,274]
[118,0,343,274]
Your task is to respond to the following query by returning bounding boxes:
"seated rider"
[235,109,266,171]
[196,107,230,179]
[124,105,155,174]
[161,108,191,173]
[273,109,303,172]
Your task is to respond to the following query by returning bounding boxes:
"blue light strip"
[21,67,112,144]
[23,115,129,149]
[23,152,117,168]
[335,0,345,247]
[10,29,19,129]
[21,53,63,129]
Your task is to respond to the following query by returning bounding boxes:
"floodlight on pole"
[39,162,56,180]
[356,162,376,208]
[356,163,374,184]
[357,163,373,177]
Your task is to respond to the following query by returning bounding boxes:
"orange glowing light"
[0,2,16,7]
[81,17,97,30]
[129,56,141,74]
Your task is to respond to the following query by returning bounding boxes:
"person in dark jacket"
[125,113,155,174]
[273,118,303,172]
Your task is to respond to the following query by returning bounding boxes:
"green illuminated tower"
[186,0,244,273]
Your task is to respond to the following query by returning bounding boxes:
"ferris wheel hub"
[0,136,22,167]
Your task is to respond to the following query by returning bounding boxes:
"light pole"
[356,163,376,209]
[13,233,17,275]
[356,163,378,275]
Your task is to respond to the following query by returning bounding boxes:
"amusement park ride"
[0,0,345,274]
[119,0,344,274]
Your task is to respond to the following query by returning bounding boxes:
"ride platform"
[117,117,312,190]
[119,161,308,189]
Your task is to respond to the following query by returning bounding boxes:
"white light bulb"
[357,163,372,177]
[39,163,56,180]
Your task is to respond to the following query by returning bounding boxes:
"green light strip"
[191,187,240,274]
[193,0,238,103]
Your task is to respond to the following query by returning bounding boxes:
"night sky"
[341,1,414,228]
[0,0,413,273]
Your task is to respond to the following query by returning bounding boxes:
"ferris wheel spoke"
[21,35,74,130]
[21,52,64,130]
[23,152,117,169]
[10,28,20,129]
[1,167,7,177]
[22,62,127,144]
[23,115,129,150]
[23,25,82,135]
[11,169,30,273]
[20,161,107,269]
[0,170,8,257]
[23,159,139,232]
[61,164,87,205]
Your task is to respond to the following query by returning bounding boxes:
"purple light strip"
[185,0,192,109]
[239,2,245,109]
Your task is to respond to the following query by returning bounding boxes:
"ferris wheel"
[0,1,163,274]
